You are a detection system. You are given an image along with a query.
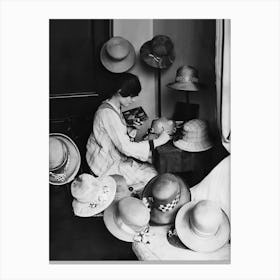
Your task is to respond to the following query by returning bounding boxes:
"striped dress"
[86,100,157,192]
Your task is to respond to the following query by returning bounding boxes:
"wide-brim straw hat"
[141,174,191,225]
[103,197,150,242]
[100,36,136,73]
[49,133,81,186]
[72,175,116,217]
[173,119,213,152]
[167,65,200,91]
[140,35,175,69]
[175,200,230,253]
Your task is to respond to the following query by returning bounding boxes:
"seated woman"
[86,73,170,194]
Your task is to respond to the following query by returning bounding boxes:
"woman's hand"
[153,131,171,148]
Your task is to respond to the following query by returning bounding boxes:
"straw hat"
[71,174,116,217]
[141,173,191,225]
[167,65,199,91]
[140,35,175,69]
[175,200,230,252]
[100,36,136,73]
[103,197,150,242]
[173,119,213,152]
[49,133,81,185]
[150,117,176,135]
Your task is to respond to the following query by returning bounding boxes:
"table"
[154,141,229,187]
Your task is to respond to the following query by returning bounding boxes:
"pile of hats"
[103,172,230,254]
[173,119,213,152]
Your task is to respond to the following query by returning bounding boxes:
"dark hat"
[140,35,175,69]
[141,173,191,225]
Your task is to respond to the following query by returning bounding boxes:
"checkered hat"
[141,173,191,225]
[173,119,213,152]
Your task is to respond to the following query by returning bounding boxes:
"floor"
[49,141,229,261]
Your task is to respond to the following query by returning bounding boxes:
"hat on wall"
[167,65,200,91]
[173,119,213,152]
[49,133,81,185]
[103,197,150,242]
[175,200,230,252]
[141,173,191,225]
[140,35,175,69]
[71,174,116,217]
[100,36,136,73]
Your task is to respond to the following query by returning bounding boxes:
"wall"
[153,19,217,135]
[113,19,217,138]
[113,19,155,139]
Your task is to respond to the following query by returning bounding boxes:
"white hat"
[173,119,213,152]
[103,197,150,242]
[175,200,230,252]
[49,133,81,185]
[71,174,116,217]
[100,36,136,73]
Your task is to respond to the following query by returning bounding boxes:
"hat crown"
[151,173,180,203]
[175,65,199,83]
[49,137,67,170]
[151,35,173,57]
[71,174,110,203]
[118,197,150,228]
[106,37,130,60]
[183,119,207,133]
[190,200,223,236]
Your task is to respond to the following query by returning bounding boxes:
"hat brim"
[140,41,175,69]
[103,201,135,242]
[49,133,81,186]
[167,82,199,91]
[175,201,230,253]
[100,41,136,73]
[141,175,191,225]
[72,176,117,217]
[173,139,213,152]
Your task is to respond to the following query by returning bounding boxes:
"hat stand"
[173,90,199,121]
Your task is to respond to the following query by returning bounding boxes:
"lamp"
[167,65,200,121]
[140,35,175,118]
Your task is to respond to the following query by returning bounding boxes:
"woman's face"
[119,95,137,107]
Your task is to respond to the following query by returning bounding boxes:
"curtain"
[215,19,231,152]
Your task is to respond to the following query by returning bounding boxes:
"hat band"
[113,211,150,243]
[175,75,198,83]
[49,151,70,183]
[189,216,219,238]
[142,191,180,213]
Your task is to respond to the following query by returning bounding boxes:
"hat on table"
[173,119,213,152]
[175,200,230,253]
[103,197,150,242]
[167,65,200,91]
[141,173,191,225]
[49,133,81,185]
[100,36,136,73]
[150,117,176,136]
[140,35,175,69]
[71,174,116,217]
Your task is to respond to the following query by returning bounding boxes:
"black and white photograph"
[49,19,231,262]
[1,0,280,279]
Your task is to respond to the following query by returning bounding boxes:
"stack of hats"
[173,119,213,152]
[71,173,117,217]
[49,133,81,185]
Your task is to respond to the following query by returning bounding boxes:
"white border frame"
[1,0,280,279]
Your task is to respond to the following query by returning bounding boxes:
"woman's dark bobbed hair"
[112,72,142,98]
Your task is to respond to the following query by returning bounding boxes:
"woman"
[86,73,170,194]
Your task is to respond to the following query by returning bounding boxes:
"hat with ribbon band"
[103,197,150,243]
[141,173,191,225]
[175,200,230,253]
[100,36,136,73]
[49,133,81,186]
[71,174,116,217]
[140,35,175,69]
